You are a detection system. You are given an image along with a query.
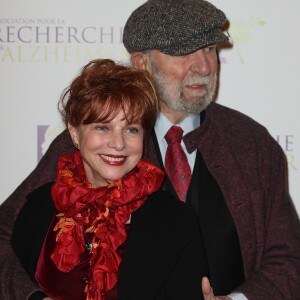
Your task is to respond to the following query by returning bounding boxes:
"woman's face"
[69,110,144,187]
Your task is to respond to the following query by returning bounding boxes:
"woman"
[11,59,207,300]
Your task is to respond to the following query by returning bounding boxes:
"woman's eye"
[127,127,139,134]
[97,125,108,132]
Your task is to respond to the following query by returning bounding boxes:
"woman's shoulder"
[24,182,55,213]
[12,182,56,255]
[136,190,199,229]
[145,190,185,210]
[27,181,53,199]
[11,182,56,280]
[12,182,55,236]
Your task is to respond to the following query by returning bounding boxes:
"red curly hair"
[59,59,160,137]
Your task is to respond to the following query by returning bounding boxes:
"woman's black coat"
[11,183,207,300]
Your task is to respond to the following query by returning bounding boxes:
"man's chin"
[181,98,211,114]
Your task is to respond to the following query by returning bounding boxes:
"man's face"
[145,46,218,123]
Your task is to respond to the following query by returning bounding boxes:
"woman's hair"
[59,59,160,137]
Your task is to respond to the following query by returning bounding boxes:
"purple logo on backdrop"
[37,125,49,161]
[275,134,298,171]
[37,125,64,162]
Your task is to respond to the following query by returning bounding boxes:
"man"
[0,0,300,299]
[123,1,300,299]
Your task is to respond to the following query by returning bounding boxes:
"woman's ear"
[68,123,80,149]
[131,52,150,71]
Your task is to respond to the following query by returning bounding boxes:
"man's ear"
[131,52,150,71]
[68,123,79,148]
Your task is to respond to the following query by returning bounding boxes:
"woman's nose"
[108,131,126,151]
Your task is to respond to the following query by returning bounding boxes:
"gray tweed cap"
[123,0,229,56]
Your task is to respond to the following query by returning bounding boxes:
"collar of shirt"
[154,112,200,170]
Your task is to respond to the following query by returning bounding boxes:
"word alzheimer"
[0,45,126,63]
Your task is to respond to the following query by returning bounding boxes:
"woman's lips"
[100,154,126,166]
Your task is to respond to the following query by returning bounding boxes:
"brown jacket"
[1,103,300,299]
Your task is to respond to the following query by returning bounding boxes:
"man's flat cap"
[123,0,229,56]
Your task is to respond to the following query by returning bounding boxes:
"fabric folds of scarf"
[50,151,164,300]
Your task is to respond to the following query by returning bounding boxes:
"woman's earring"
[74,143,80,150]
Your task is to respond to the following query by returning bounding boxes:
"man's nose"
[189,49,212,76]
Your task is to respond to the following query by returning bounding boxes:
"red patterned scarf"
[50,151,164,300]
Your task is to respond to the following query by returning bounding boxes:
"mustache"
[181,76,210,87]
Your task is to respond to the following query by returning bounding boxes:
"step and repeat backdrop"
[0,0,299,214]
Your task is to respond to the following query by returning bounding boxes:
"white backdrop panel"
[0,0,299,215]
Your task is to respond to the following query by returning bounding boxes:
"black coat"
[11,183,207,300]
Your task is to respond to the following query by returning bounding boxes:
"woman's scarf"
[50,151,164,300]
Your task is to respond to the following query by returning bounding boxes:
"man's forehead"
[147,45,218,59]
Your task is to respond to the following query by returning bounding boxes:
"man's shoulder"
[206,103,271,139]
[208,103,266,129]
[202,103,285,161]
